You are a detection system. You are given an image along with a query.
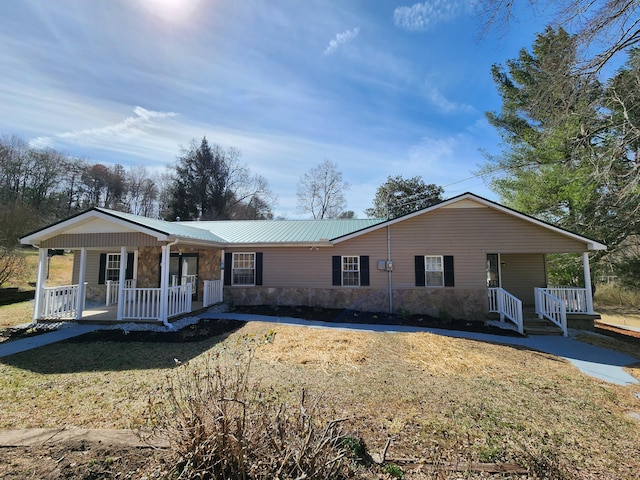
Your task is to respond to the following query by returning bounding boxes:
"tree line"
[480,2,640,286]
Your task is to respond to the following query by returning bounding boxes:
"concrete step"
[487,311,564,335]
[523,317,563,336]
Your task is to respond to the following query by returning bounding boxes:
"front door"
[486,253,501,288]
[169,253,199,300]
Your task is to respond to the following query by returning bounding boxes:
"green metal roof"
[98,208,384,245]
[183,218,385,244]
[95,208,227,243]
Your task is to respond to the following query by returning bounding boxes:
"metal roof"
[94,208,227,243]
[182,218,385,244]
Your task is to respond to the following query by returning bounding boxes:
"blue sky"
[1,0,550,218]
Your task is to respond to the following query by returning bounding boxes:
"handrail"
[203,279,224,307]
[544,287,588,314]
[488,287,523,334]
[535,288,568,336]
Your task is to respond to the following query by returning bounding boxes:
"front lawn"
[0,319,639,478]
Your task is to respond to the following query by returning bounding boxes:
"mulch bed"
[595,320,640,345]
[230,305,522,336]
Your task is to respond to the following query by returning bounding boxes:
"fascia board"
[20,209,170,245]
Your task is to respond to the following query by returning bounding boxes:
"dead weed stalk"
[144,336,355,479]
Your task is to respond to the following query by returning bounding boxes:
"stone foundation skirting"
[224,286,487,320]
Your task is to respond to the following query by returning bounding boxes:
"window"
[415,255,454,287]
[105,253,121,282]
[342,256,360,286]
[232,252,255,286]
[424,255,444,287]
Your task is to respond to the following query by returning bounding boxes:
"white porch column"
[32,248,48,322]
[583,252,595,314]
[220,249,225,282]
[75,248,87,320]
[116,246,127,320]
[159,244,171,322]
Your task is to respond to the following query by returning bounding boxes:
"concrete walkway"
[0,324,102,358]
[202,312,640,386]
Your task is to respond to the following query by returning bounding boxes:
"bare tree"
[296,159,349,219]
[478,0,640,73]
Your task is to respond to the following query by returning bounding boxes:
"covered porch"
[20,207,227,325]
[31,246,224,324]
[487,252,599,336]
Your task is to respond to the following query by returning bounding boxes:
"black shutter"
[332,256,341,286]
[224,252,232,286]
[414,256,425,287]
[255,252,263,286]
[444,255,455,287]
[360,256,370,286]
[98,253,106,284]
[125,252,135,280]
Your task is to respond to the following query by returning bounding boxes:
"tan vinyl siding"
[499,254,547,305]
[42,232,159,249]
[72,250,114,284]
[227,207,588,292]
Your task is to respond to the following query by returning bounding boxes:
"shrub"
[0,248,25,288]
[144,339,355,479]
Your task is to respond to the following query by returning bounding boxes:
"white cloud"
[323,27,360,55]
[30,106,178,149]
[423,81,474,113]
[393,0,473,32]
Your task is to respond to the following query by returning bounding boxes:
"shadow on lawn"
[0,320,246,374]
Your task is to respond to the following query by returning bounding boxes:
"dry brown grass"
[2,322,640,477]
[3,249,72,291]
[598,306,640,329]
[0,301,33,329]
[0,252,74,329]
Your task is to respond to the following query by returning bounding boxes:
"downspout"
[386,197,393,314]
[387,223,393,314]
[160,239,179,329]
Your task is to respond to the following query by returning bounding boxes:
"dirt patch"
[0,441,167,479]
[230,304,521,336]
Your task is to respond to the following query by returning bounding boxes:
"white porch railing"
[40,284,85,319]
[171,274,197,287]
[545,287,589,313]
[488,287,524,334]
[121,283,192,321]
[535,288,568,337]
[203,279,224,307]
[167,283,192,318]
[105,279,136,306]
[122,287,162,320]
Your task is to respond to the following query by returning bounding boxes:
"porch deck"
[50,301,206,325]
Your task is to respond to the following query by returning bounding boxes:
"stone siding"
[224,286,487,320]
[136,247,221,300]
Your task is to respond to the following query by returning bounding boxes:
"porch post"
[33,248,48,323]
[116,246,127,320]
[75,248,87,320]
[159,244,170,322]
[583,252,595,314]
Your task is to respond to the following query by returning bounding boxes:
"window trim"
[105,253,121,282]
[341,255,360,287]
[424,255,444,287]
[232,252,256,286]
